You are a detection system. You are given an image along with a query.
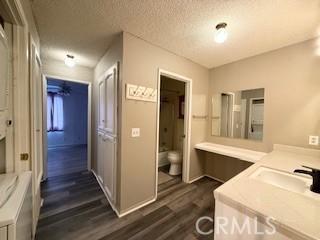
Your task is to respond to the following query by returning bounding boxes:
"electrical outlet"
[309,136,319,146]
[132,128,140,137]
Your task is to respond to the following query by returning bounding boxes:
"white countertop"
[214,144,320,240]
[0,171,32,227]
[195,142,267,163]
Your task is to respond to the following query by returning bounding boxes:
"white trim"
[188,174,205,183]
[156,69,192,200]
[91,170,120,216]
[204,174,226,183]
[29,34,43,236]
[42,75,48,180]
[92,168,154,219]
[118,197,156,218]
[223,92,235,138]
[43,74,92,174]
[188,174,225,184]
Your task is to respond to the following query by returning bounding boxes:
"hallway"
[36,169,221,240]
[47,145,87,177]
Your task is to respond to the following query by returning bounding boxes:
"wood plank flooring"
[36,168,221,240]
[47,145,87,177]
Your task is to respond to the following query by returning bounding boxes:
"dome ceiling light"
[214,22,228,44]
[64,54,76,67]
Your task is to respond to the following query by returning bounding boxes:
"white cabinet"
[97,131,105,183]
[98,80,105,129]
[103,134,116,202]
[97,64,117,135]
[96,63,118,207]
[0,172,32,240]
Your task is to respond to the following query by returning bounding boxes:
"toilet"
[167,151,182,175]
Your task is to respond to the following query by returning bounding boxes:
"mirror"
[211,88,265,141]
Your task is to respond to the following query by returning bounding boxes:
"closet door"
[98,80,106,130]
[97,132,104,183]
[103,134,116,202]
[105,66,117,135]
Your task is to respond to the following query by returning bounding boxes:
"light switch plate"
[309,135,319,146]
[132,128,140,137]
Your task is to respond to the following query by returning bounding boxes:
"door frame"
[155,69,192,197]
[29,34,43,235]
[42,74,92,179]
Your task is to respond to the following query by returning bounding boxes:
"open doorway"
[44,78,90,178]
[156,70,192,197]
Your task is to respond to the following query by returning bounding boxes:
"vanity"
[214,144,320,240]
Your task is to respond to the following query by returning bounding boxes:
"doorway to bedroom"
[45,78,89,178]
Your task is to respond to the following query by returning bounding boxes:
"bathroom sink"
[0,174,18,207]
[250,167,320,199]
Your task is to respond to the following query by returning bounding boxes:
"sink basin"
[0,174,18,207]
[250,167,320,199]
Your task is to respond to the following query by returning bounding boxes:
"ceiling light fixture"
[64,54,76,67]
[214,22,228,44]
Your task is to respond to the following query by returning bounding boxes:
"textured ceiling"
[31,0,320,68]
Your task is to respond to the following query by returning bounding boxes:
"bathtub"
[158,148,170,167]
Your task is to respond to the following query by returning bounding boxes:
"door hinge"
[20,153,29,161]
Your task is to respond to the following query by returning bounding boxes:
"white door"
[29,37,43,234]
[102,63,118,203]
[97,131,104,184]
[105,66,117,135]
[103,134,116,202]
[98,80,106,129]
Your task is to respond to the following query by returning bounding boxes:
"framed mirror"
[211,88,265,141]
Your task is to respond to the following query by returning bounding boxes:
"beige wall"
[207,38,320,152]
[120,32,209,213]
[42,59,93,83]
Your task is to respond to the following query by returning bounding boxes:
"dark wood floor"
[36,168,221,240]
[47,145,87,177]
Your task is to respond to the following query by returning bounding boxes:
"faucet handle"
[301,165,320,172]
[294,165,320,194]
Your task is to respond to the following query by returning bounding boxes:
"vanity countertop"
[214,144,320,240]
[195,142,267,163]
[0,171,32,227]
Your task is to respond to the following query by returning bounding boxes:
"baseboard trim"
[92,170,157,218]
[91,170,121,217]
[204,174,226,183]
[188,174,225,184]
[188,175,205,183]
[118,197,156,218]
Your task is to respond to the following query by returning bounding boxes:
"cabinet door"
[97,132,104,184]
[0,25,8,111]
[105,65,117,135]
[103,135,116,202]
[98,80,106,129]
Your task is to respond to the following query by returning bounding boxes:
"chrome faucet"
[294,166,320,194]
